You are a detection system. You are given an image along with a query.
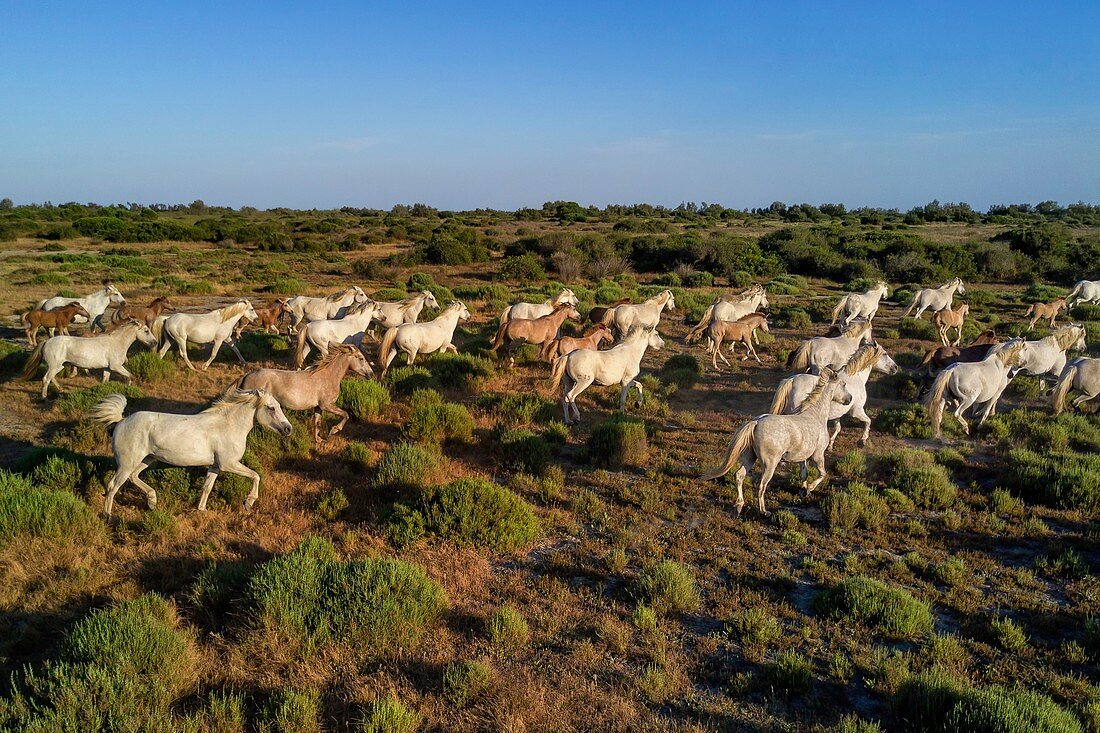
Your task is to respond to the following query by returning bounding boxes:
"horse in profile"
[112,296,173,329]
[22,320,159,398]
[701,370,852,515]
[367,290,439,340]
[156,301,258,370]
[239,344,373,441]
[1067,280,1100,309]
[491,303,580,368]
[917,330,999,374]
[786,320,873,373]
[22,302,90,345]
[926,339,1026,440]
[769,343,898,446]
[286,287,368,332]
[549,327,664,425]
[1052,357,1100,414]
[831,281,889,326]
[932,302,969,346]
[687,285,769,343]
[92,388,292,515]
[38,282,125,332]
[612,290,675,335]
[235,298,290,338]
[903,278,965,319]
[707,312,770,369]
[540,323,614,361]
[1013,324,1087,390]
[588,298,630,326]
[1024,298,1067,329]
[498,288,578,325]
[378,301,471,375]
[295,300,382,368]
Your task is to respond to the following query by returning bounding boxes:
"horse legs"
[827,420,842,450]
[104,457,150,515]
[746,338,761,364]
[443,342,458,354]
[127,465,160,510]
[806,449,828,493]
[227,338,247,366]
[711,336,723,370]
[619,379,641,411]
[221,459,262,510]
[756,460,779,516]
[102,369,111,383]
[733,464,750,515]
[324,403,351,438]
[311,410,323,442]
[952,393,978,435]
[852,404,872,445]
[41,364,65,398]
[565,374,594,424]
[196,470,221,511]
[174,336,198,370]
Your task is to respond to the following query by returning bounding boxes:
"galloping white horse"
[831,281,889,326]
[1052,357,1100,414]
[92,388,293,515]
[295,300,382,368]
[903,278,966,319]
[368,290,440,338]
[786,321,873,373]
[38,283,125,331]
[612,290,675,335]
[378,301,471,374]
[1067,280,1100,309]
[687,286,770,343]
[286,286,369,332]
[156,301,258,370]
[769,343,898,447]
[1012,324,1087,389]
[927,340,1025,440]
[22,321,159,398]
[499,288,579,324]
[701,370,853,515]
[549,327,664,424]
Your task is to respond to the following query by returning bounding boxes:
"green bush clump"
[246,537,447,655]
[341,440,374,468]
[763,650,813,695]
[189,561,254,625]
[337,378,390,420]
[728,607,781,648]
[269,277,307,294]
[373,442,442,490]
[486,605,530,648]
[386,478,540,552]
[1001,449,1100,512]
[126,350,175,382]
[635,561,700,613]
[443,660,492,707]
[315,488,349,521]
[815,576,934,640]
[879,450,957,510]
[493,427,551,475]
[247,414,312,463]
[0,470,102,549]
[30,454,83,494]
[498,253,546,283]
[824,482,890,534]
[359,696,422,733]
[898,318,940,341]
[478,392,556,425]
[260,688,321,733]
[426,352,494,390]
[875,404,934,439]
[404,389,474,444]
[660,353,702,389]
[383,365,435,395]
[586,416,648,468]
[56,382,145,417]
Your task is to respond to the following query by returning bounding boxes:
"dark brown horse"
[588,298,630,326]
[918,329,999,373]
[112,296,173,328]
[22,302,91,345]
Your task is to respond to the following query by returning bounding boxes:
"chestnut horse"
[22,302,91,346]
[112,296,173,329]
[540,323,614,361]
[932,302,969,346]
[707,312,770,369]
[1024,298,1067,329]
[491,303,580,367]
[918,330,999,374]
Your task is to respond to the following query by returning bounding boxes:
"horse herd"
[12,276,1100,516]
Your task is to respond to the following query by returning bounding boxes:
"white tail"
[91,393,128,427]
[700,422,756,481]
[1052,363,1078,415]
[926,369,952,438]
[768,377,796,414]
[830,297,846,325]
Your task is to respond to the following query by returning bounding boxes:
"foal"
[491,303,580,367]
[932,302,969,346]
[22,302,91,346]
[541,323,613,361]
[1024,298,1067,329]
[236,298,290,338]
[707,313,770,369]
[112,296,173,329]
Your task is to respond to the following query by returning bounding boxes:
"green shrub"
[1001,449,1100,512]
[56,382,144,417]
[486,606,530,648]
[30,271,71,286]
[947,685,1082,733]
[426,352,494,390]
[359,696,421,733]
[493,427,551,475]
[315,488,349,520]
[30,454,83,494]
[892,668,967,731]
[934,558,968,588]
[660,353,701,389]
[341,441,374,468]
[269,277,307,294]
[404,390,474,444]
[247,414,312,463]
[479,392,556,425]
[189,561,253,625]
[833,715,883,733]
[880,450,957,510]
[587,416,648,468]
[898,318,940,341]
[763,651,813,695]
[635,561,700,613]
[0,470,102,548]
[126,350,175,382]
[834,451,868,480]
[373,442,442,490]
[261,688,321,733]
[824,482,889,534]
[990,615,1029,652]
[443,660,492,707]
[815,576,934,640]
[139,509,176,539]
[188,690,246,732]
[498,253,546,283]
[382,365,434,395]
[339,379,390,420]
[875,404,934,439]
[728,607,781,648]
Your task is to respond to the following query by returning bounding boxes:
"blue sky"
[2,1,1098,210]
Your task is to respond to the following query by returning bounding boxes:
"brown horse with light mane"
[541,323,613,362]
[932,302,969,346]
[707,312,770,369]
[112,296,173,329]
[22,302,91,346]
[1024,298,1067,329]
[491,303,580,367]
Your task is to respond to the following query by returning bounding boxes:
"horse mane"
[347,299,376,315]
[206,389,262,412]
[991,339,1025,363]
[843,320,872,339]
[582,323,610,336]
[793,371,834,414]
[326,287,355,302]
[843,344,882,375]
[1050,326,1084,350]
[218,301,251,322]
[306,344,358,372]
[737,312,767,322]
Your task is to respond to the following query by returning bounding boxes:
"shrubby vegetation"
[815,576,934,640]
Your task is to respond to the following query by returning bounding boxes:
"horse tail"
[1066,282,1084,308]
[539,338,558,362]
[1052,363,1078,415]
[700,422,756,481]
[830,297,846,325]
[768,377,796,415]
[90,393,127,428]
[378,326,400,372]
[498,305,512,325]
[902,294,918,317]
[295,325,310,369]
[548,353,569,393]
[686,304,715,342]
[151,314,168,344]
[20,343,44,380]
[926,368,952,435]
[489,320,509,352]
[1023,304,1035,318]
[20,310,31,326]
[787,340,811,371]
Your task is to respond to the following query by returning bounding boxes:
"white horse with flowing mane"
[295,300,382,368]
[926,339,1026,440]
[38,282,125,332]
[156,301,258,370]
[701,370,852,515]
[831,281,889,326]
[786,320,873,373]
[686,285,769,343]
[367,290,440,339]
[903,277,966,318]
[1066,280,1100,309]
[612,290,675,336]
[499,288,579,324]
[286,286,369,332]
[769,343,898,447]
[1012,324,1087,389]
[22,320,159,398]
[378,301,471,375]
[1052,357,1100,414]
[92,388,293,515]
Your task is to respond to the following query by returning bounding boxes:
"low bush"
[660,353,701,389]
[373,442,442,490]
[824,482,890,534]
[0,470,102,549]
[260,688,321,733]
[834,450,868,480]
[494,427,551,475]
[359,696,421,733]
[875,404,934,439]
[479,392,556,425]
[1001,449,1100,512]
[634,561,700,613]
[315,488,349,521]
[189,561,254,625]
[443,660,492,707]
[878,450,958,510]
[339,379,390,420]
[989,615,1029,652]
[404,389,474,444]
[247,415,312,463]
[126,350,175,382]
[763,650,813,695]
[815,576,934,640]
[728,607,781,648]
[269,277,307,294]
[587,416,648,468]
[340,441,374,468]
[486,605,530,648]
[30,454,83,494]
[383,365,434,395]
[426,352,494,390]
[56,382,145,417]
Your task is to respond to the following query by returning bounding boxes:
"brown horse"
[236,343,373,442]
[22,302,91,346]
[932,302,969,346]
[918,329,999,373]
[236,298,290,339]
[490,303,580,367]
[1024,298,1067,329]
[540,323,613,361]
[707,312,770,369]
[112,296,173,329]
[588,298,630,326]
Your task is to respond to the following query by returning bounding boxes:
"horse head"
[251,389,294,436]
[451,301,472,321]
[873,344,900,375]
[662,290,676,311]
[422,290,440,309]
[820,367,853,406]
[954,277,966,294]
[128,320,159,348]
[105,283,126,305]
[337,344,375,378]
[645,328,665,350]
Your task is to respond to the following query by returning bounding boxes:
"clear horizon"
[2,1,1098,211]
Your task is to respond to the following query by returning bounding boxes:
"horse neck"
[548,309,571,327]
[798,383,838,422]
[406,298,426,319]
[315,354,353,382]
[433,308,462,329]
[214,401,262,438]
[108,326,140,349]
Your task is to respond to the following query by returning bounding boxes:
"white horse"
[156,301,258,370]
[295,300,383,368]
[499,288,579,324]
[92,388,293,515]
[903,278,966,319]
[1052,357,1100,414]
[286,286,369,332]
[38,283,126,332]
[368,290,440,339]
[548,328,664,425]
[831,281,889,326]
[1013,324,1087,389]
[1067,280,1100,309]
[701,370,853,515]
[786,321,873,373]
[686,286,770,343]
[21,321,159,398]
[927,339,1025,440]
[770,343,898,447]
[612,290,676,336]
[378,301,472,374]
